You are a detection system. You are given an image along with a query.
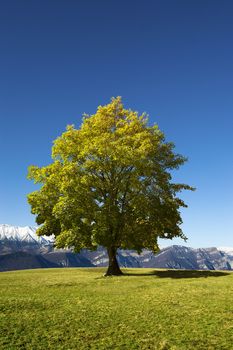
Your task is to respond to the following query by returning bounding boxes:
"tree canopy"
[28,97,194,275]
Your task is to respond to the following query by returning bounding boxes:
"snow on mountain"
[0,224,233,271]
[80,245,233,270]
[218,247,233,256]
[0,224,53,245]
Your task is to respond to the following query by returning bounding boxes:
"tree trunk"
[105,247,123,276]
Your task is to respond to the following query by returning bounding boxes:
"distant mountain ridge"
[0,224,53,255]
[0,224,233,272]
[0,224,53,245]
[218,247,233,256]
[85,245,233,271]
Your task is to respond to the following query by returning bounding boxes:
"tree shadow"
[124,269,231,279]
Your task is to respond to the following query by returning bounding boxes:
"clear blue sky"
[0,0,232,248]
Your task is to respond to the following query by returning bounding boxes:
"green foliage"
[0,268,232,349]
[28,97,194,253]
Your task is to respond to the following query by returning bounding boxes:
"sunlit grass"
[0,268,233,349]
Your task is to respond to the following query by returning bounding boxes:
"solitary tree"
[28,97,194,275]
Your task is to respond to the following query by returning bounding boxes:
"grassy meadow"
[0,268,233,350]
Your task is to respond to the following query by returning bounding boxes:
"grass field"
[0,268,233,350]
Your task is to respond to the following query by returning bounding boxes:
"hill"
[0,268,233,349]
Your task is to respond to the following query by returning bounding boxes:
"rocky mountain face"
[0,224,233,271]
[83,246,233,270]
[0,224,53,255]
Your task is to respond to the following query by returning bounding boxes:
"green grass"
[0,268,233,350]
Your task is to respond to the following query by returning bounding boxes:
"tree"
[28,97,194,275]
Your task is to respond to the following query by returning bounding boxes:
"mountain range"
[0,224,233,272]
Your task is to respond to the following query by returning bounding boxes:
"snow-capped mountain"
[84,245,233,270]
[218,247,233,256]
[0,224,233,272]
[0,224,53,244]
[0,224,53,255]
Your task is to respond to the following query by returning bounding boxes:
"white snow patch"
[0,224,54,244]
[218,247,233,256]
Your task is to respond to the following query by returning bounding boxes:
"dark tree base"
[104,266,123,276]
[105,246,123,276]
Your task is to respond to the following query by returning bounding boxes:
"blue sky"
[0,0,232,247]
